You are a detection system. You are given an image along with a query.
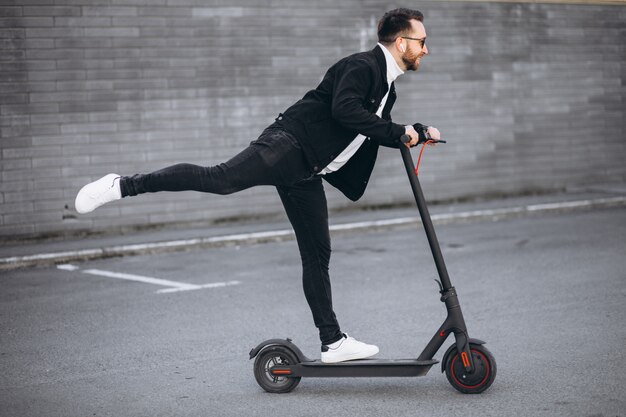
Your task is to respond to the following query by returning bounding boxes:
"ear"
[395,37,405,53]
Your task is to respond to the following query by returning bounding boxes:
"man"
[75,8,441,363]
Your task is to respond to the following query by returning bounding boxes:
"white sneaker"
[320,333,379,363]
[75,173,122,214]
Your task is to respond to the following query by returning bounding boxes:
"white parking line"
[57,264,80,271]
[58,264,241,294]
[156,281,241,294]
[81,268,200,290]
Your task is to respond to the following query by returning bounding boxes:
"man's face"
[401,20,428,72]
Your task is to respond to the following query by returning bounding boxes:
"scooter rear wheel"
[253,346,301,393]
[444,343,496,394]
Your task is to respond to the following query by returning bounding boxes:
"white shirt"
[319,43,404,175]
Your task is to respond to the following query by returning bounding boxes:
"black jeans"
[120,127,343,345]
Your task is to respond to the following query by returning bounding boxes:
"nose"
[422,44,429,55]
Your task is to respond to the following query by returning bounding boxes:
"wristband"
[413,124,429,144]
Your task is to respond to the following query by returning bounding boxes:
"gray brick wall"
[1,1,625,239]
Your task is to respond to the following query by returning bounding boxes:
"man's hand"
[426,126,441,141]
[404,125,420,146]
[404,125,442,146]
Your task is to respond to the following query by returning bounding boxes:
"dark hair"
[377,8,424,44]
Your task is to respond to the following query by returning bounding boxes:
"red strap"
[414,140,435,176]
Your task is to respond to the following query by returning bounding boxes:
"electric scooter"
[250,134,496,394]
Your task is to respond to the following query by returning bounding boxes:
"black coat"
[272,45,423,201]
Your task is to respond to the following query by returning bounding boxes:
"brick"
[90,153,142,164]
[4,211,60,225]
[86,69,141,80]
[54,16,112,26]
[0,17,54,27]
[59,102,117,113]
[0,82,28,94]
[0,50,25,61]
[0,178,34,193]
[115,120,143,132]
[0,136,31,149]
[84,27,140,37]
[112,16,166,26]
[111,0,167,5]
[0,114,29,126]
[143,68,195,78]
[56,60,114,71]
[1,103,58,115]
[0,158,31,171]
[191,7,244,17]
[66,0,113,4]
[137,6,192,16]
[119,141,170,153]
[30,91,88,103]
[0,28,24,38]
[26,60,57,71]
[61,122,117,134]
[113,79,168,90]
[31,112,88,125]
[134,47,201,60]
[0,224,35,237]
[82,6,138,16]
[26,48,84,60]
[23,38,54,49]
[88,111,139,123]
[32,199,66,212]
[32,155,90,168]
[60,164,126,178]
[90,131,145,142]
[0,7,22,17]
[112,58,163,69]
[0,37,23,51]
[28,79,64,92]
[0,125,30,138]
[112,37,166,48]
[30,124,61,136]
[61,143,116,157]
[138,26,194,37]
[22,6,81,16]
[32,134,88,146]
[1,201,34,215]
[31,146,64,158]
[87,90,132,102]
[55,38,112,48]
[2,177,62,196]
[85,48,141,60]
[26,27,84,38]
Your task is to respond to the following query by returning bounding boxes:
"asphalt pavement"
[1,187,625,417]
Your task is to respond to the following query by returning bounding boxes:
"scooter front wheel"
[444,343,496,394]
[253,346,301,393]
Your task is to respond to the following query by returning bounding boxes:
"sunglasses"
[401,36,426,48]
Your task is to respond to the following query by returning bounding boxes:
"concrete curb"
[1,195,624,271]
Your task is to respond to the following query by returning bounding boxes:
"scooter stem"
[399,143,452,291]
[400,140,476,373]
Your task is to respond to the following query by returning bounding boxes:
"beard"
[401,50,422,72]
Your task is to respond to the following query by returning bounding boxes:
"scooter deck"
[278,359,439,378]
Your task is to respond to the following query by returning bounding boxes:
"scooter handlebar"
[400,134,447,145]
